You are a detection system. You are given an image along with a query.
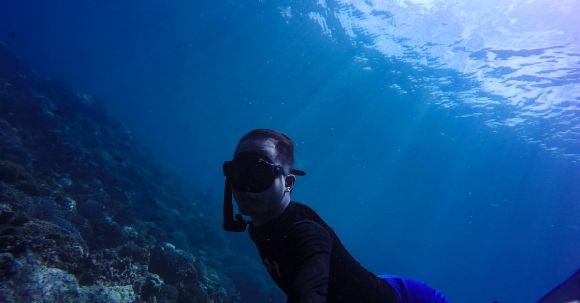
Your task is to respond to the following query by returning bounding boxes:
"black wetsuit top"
[249,201,397,303]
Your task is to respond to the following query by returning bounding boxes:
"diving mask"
[223,152,305,193]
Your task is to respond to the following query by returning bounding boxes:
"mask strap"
[223,179,248,232]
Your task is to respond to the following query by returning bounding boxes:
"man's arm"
[287,220,332,303]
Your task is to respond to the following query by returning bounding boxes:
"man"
[222,129,449,303]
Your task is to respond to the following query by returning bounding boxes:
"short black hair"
[236,129,295,168]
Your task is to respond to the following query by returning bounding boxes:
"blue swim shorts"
[378,274,450,303]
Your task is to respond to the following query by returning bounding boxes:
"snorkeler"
[222,129,450,302]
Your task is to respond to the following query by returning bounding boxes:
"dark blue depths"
[0,1,578,303]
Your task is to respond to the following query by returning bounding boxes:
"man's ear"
[285,174,296,188]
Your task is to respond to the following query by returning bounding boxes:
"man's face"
[231,138,287,216]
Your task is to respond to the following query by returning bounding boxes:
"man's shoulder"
[287,202,333,238]
[290,201,329,223]
[289,200,319,217]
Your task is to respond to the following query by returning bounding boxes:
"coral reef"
[0,252,137,303]
[149,243,236,303]
[0,44,280,302]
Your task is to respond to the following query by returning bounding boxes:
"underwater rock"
[89,216,124,249]
[118,241,149,264]
[79,285,136,303]
[0,254,83,302]
[0,160,28,186]
[0,46,263,302]
[76,246,149,288]
[56,195,77,212]
[0,252,17,280]
[77,199,106,220]
[33,196,82,239]
[0,162,48,197]
[0,253,137,303]
[138,273,179,303]
[149,243,225,303]
[150,243,237,303]
[58,177,73,188]
[0,119,31,166]
[121,225,139,240]
[0,210,87,273]
[150,242,200,285]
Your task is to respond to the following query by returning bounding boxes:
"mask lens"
[228,153,277,193]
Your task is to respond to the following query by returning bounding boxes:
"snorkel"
[223,177,248,232]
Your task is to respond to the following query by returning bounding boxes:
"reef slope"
[0,45,278,303]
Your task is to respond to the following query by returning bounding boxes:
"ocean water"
[1,1,578,302]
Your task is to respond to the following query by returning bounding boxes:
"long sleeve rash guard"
[249,201,398,303]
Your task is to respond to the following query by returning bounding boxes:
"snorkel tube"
[223,178,248,232]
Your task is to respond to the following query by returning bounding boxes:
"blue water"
[1,1,579,302]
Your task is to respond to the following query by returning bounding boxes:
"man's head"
[227,129,299,219]
[235,129,295,169]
